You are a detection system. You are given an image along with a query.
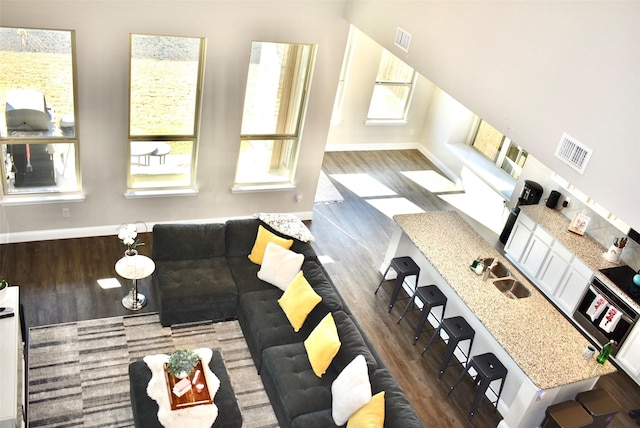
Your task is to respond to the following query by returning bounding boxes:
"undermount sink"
[493,278,531,299]
[479,258,511,279]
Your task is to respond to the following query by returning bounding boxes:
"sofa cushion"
[260,342,335,426]
[291,410,339,428]
[257,242,304,291]
[225,218,317,261]
[305,313,341,377]
[227,256,272,295]
[237,262,344,369]
[257,213,315,243]
[248,225,294,265]
[154,257,237,325]
[332,311,378,375]
[278,271,322,332]
[347,391,385,428]
[300,260,343,312]
[152,223,226,260]
[331,355,372,426]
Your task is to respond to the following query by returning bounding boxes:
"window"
[0,27,80,197]
[127,34,205,193]
[471,119,528,179]
[234,41,315,189]
[366,49,416,121]
[331,26,356,124]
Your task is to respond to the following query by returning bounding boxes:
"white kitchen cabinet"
[554,257,592,315]
[504,215,592,318]
[616,322,640,380]
[504,212,535,262]
[536,241,573,296]
[0,286,25,428]
[519,224,554,279]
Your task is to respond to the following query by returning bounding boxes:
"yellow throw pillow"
[278,271,322,332]
[347,391,385,428]
[304,313,341,377]
[248,225,294,265]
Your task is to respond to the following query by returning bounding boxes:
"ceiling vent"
[555,133,592,174]
[394,27,411,52]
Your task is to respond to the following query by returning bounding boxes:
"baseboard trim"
[324,142,418,152]
[0,211,314,244]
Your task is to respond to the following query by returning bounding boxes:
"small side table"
[115,254,155,311]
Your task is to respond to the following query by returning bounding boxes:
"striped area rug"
[28,313,278,427]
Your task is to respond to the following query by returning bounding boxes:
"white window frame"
[233,41,316,191]
[0,27,82,203]
[366,49,416,124]
[126,33,206,197]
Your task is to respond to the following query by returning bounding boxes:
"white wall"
[0,0,349,239]
[345,0,640,230]
[326,27,431,150]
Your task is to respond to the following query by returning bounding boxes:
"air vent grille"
[395,27,411,52]
[555,133,592,174]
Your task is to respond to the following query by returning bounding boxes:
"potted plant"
[117,222,146,256]
[167,349,200,379]
[0,278,8,300]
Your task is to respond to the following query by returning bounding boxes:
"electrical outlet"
[62,208,70,218]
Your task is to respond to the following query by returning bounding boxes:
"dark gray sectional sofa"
[152,218,425,428]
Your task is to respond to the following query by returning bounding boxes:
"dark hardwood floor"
[5,149,639,427]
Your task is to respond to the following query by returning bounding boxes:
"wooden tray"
[164,360,213,410]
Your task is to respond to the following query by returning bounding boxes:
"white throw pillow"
[331,354,372,426]
[257,242,304,291]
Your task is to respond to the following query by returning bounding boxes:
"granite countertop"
[520,205,619,272]
[394,211,616,391]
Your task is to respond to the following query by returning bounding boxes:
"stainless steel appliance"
[499,180,544,244]
[573,271,639,355]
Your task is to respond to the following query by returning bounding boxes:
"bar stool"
[448,352,507,421]
[422,316,474,378]
[575,389,621,427]
[398,285,447,344]
[374,256,420,313]
[542,400,593,428]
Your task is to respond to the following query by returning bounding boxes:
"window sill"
[447,143,516,200]
[364,119,408,126]
[125,188,199,199]
[0,192,86,206]
[231,183,295,193]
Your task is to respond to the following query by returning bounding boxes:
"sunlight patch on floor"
[318,255,335,264]
[400,170,463,193]
[97,278,122,289]
[330,173,397,198]
[366,197,425,219]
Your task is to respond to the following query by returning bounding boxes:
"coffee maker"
[499,180,543,244]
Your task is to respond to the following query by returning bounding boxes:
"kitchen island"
[382,210,616,428]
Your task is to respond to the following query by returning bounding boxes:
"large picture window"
[471,119,528,179]
[0,27,80,197]
[367,49,416,121]
[234,41,315,189]
[127,34,205,193]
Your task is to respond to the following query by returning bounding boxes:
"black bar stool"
[398,285,447,344]
[448,352,507,421]
[422,316,474,378]
[375,256,420,313]
[575,389,621,427]
[542,400,593,428]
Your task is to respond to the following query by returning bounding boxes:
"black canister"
[546,190,561,209]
